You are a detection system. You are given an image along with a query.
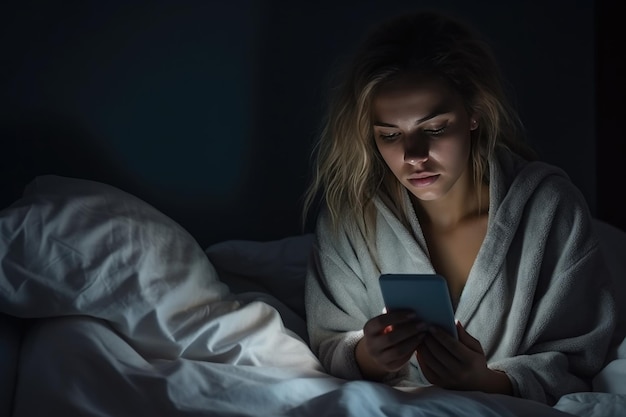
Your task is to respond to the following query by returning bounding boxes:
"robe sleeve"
[488,175,617,405]
[305,210,368,379]
[304,210,413,383]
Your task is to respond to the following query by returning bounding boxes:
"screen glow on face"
[372,76,476,203]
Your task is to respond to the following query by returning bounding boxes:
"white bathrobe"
[305,147,616,405]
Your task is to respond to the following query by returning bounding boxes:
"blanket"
[0,175,620,416]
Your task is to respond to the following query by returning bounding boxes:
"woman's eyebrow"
[374,103,452,127]
[373,107,450,127]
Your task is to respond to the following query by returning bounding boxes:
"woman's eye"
[424,126,447,136]
[379,132,400,142]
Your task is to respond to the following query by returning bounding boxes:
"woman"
[303,10,615,405]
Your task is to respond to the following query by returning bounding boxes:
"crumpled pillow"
[0,175,231,359]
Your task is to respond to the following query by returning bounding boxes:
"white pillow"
[593,359,626,395]
[0,175,230,359]
[593,220,626,359]
[592,219,626,394]
[205,234,314,319]
[554,392,626,417]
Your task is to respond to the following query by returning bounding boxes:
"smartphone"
[379,273,458,339]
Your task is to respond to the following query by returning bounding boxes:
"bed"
[1,175,625,417]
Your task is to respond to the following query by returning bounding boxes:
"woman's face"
[372,75,477,202]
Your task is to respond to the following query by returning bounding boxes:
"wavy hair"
[304,11,535,233]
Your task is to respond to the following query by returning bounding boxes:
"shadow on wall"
[0,1,313,248]
[0,113,135,211]
[0,111,309,248]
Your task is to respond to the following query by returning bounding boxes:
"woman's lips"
[407,174,439,188]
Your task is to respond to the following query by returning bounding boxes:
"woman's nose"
[405,155,428,165]
[403,135,429,165]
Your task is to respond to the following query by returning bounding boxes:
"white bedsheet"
[13,309,577,417]
[1,175,624,417]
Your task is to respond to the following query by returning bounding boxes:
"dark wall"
[2,0,619,247]
[596,0,626,232]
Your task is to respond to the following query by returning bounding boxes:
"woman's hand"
[356,310,427,380]
[416,321,513,394]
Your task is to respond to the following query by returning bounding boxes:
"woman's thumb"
[456,320,483,353]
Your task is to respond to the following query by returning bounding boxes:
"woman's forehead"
[372,76,461,118]
[375,73,453,97]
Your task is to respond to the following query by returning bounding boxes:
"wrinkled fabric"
[306,148,616,405]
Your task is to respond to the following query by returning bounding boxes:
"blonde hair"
[304,11,535,232]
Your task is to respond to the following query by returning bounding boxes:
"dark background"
[1,0,624,248]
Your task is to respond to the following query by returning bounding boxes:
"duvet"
[1,175,624,417]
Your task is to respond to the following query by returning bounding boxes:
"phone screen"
[379,273,457,339]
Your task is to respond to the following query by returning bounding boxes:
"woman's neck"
[412,180,489,231]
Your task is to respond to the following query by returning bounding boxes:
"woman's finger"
[456,321,484,354]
